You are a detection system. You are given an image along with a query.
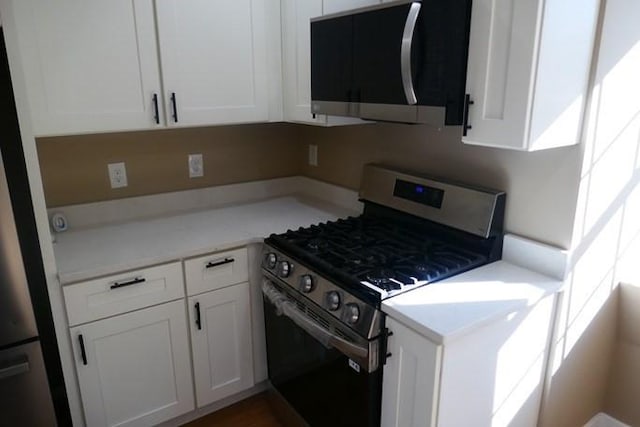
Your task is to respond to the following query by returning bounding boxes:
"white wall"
[540,0,640,424]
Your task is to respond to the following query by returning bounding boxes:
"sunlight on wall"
[543,0,640,422]
[559,38,640,360]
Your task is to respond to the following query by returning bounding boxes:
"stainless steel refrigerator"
[1,29,70,426]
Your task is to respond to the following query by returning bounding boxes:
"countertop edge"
[57,237,264,285]
[382,261,564,345]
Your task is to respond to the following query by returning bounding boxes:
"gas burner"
[307,238,328,251]
[414,263,430,272]
[364,269,402,291]
[347,253,384,267]
[395,264,439,282]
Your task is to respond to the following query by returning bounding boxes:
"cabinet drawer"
[63,262,184,326]
[184,248,248,296]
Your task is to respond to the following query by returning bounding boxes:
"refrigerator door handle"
[0,356,30,380]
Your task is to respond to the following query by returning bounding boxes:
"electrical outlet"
[108,162,128,188]
[188,154,204,178]
[309,144,318,167]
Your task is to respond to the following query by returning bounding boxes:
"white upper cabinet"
[156,0,271,127]
[11,0,163,136]
[281,0,323,124]
[10,0,279,136]
[281,0,377,126]
[322,0,379,15]
[463,0,600,150]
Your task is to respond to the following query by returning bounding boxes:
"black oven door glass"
[264,296,381,427]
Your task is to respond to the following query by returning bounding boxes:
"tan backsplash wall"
[301,123,582,249]
[38,121,582,248]
[37,123,305,207]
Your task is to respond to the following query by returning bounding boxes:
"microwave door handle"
[401,2,421,105]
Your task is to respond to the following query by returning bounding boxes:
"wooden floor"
[182,393,284,427]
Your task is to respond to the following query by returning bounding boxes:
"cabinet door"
[281,0,373,126]
[322,0,380,15]
[11,0,163,136]
[70,300,194,427]
[189,283,254,407]
[463,0,540,149]
[381,317,441,427]
[281,0,325,124]
[463,0,599,150]
[156,0,270,127]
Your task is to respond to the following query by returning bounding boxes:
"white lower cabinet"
[188,282,254,407]
[382,293,557,427]
[66,248,257,424]
[70,300,194,427]
[381,317,442,427]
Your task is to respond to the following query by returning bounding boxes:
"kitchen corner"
[1,0,637,425]
[51,173,565,427]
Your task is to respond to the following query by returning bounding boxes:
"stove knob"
[326,291,341,311]
[278,261,292,278]
[344,303,360,324]
[263,252,277,270]
[299,275,315,293]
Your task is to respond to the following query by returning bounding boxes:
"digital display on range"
[393,179,444,209]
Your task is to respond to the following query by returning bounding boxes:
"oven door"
[262,279,382,427]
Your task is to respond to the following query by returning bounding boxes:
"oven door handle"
[262,281,368,361]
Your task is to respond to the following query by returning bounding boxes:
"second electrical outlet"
[189,154,204,178]
[108,162,128,188]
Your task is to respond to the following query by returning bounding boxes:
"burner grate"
[269,215,490,298]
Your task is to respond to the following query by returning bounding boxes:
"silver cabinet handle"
[401,3,421,105]
[0,357,30,380]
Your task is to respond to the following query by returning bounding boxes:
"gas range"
[261,165,505,427]
[262,164,506,343]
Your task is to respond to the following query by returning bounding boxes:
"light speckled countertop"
[53,196,354,284]
[382,260,562,344]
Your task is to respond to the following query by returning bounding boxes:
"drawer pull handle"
[152,93,160,124]
[110,277,146,289]
[206,257,235,269]
[195,302,202,330]
[78,334,88,366]
[170,92,178,123]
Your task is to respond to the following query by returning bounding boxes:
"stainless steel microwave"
[310,0,471,126]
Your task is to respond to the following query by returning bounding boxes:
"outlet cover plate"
[189,154,204,178]
[309,145,318,167]
[108,162,128,188]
